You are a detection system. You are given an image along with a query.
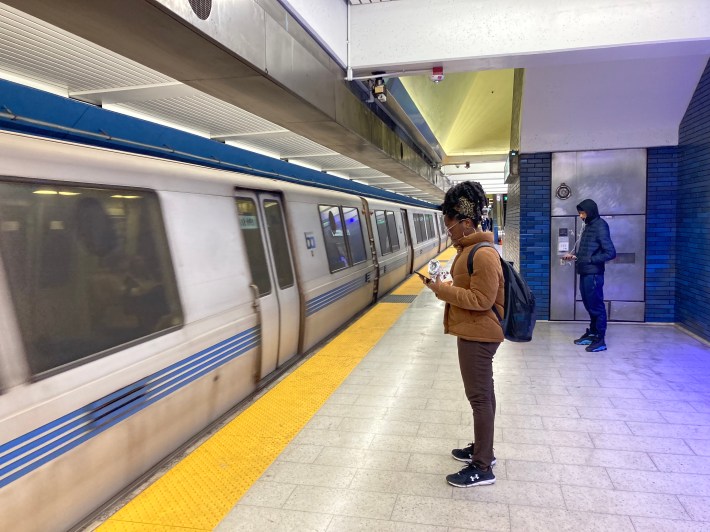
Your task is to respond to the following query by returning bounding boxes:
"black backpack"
[467,242,536,342]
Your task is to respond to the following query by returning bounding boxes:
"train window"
[375,210,399,255]
[262,200,294,289]
[0,181,183,376]
[386,211,400,251]
[425,214,435,240]
[319,205,349,272]
[414,213,425,243]
[400,210,408,247]
[343,206,367,264]
[375,211,391,254]
[236,198,271,296]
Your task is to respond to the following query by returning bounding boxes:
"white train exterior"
[0,130,445,531]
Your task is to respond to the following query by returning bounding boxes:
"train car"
[363,198,411,297]
[0,130,444,531]
[405,207,443,272]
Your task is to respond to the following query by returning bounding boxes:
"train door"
[360,198,380,302]
[235,192,300,378]
[400,208,413,273]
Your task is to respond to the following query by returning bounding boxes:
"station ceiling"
[1,0,709,203]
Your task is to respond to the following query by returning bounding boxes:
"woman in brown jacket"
[425,181,504,488]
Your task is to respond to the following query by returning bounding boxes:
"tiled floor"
[218,289,710,531]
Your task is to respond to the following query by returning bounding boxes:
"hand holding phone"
[415,271,431,283]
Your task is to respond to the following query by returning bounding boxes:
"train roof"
[0,79,438,210]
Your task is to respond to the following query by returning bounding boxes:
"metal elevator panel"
[552,149,647,216]
[550,216,577,320]
[550,149,646,323]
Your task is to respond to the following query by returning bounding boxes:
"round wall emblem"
[556,183,572,200]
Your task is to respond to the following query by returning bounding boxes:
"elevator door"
[574,215,645,322]
[550,215,645,322]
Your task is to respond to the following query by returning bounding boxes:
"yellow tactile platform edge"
[99,248,453,531]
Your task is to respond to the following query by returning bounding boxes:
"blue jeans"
[579,274,606,337]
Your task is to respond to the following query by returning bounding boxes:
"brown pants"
[457,338,500,469]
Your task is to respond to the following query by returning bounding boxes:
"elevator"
[550,149,646,322]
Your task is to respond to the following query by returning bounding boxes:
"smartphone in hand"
[415,271,431,283]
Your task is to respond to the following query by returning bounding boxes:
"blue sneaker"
[446,463,496,488]
[451,443,496,466]
[574,329,595,345]
[586,337,607,352]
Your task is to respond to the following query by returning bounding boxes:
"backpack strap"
[466,242,496,275]
[466,242,503,323]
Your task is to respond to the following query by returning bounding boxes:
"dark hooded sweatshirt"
[575,199,616,275]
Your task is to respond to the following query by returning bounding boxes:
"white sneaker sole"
[452,454,497,466]
[447,477,496,488]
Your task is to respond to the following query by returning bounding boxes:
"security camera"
[372,77,387,103]
[430,66,444,83]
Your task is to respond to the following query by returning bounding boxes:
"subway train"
[0,130,447,531]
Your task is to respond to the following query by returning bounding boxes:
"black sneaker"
[446,463,496,488]
[586,337,607,352]
[574,329,596,345]
[451,443,496,466]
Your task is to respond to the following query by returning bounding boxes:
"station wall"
[510,58,709,341]
[677,58,710,341]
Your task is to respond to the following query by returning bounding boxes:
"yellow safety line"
[99,249,452,531]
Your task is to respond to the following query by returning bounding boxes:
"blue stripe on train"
[305,276,367,317]
[0,327,260,489]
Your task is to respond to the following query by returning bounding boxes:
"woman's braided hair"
[440,181,488,227]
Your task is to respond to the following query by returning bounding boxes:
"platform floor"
[97,254,710,531]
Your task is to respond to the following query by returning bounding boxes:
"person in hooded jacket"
[423,181,504,488]
[562,198,616,352]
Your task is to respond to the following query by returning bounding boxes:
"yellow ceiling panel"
[401,70,514,157]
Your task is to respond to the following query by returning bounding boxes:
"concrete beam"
[4,0,444,199]
[350,0,710,74]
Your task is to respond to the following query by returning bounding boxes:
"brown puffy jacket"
[435,231,505,343]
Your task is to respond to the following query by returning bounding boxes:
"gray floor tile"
[349,468,453,498]
[505,459,613,488]
[562,485,689,519]
[216,505,332,531]
[552,446,658,470]
[277,444,324,464]
[337,417,420,436]
[509,506,635,532]
[452,478,565,508]
[391,494,510,530]
[649,453,710,474]
[237,480,296,509]
[502,427,594,447]
[630,516,710,531]
[686,439,710,456]
[315,447,411,472]
[608,397,698,412]
[627,421,710,439]
[576,406,666,422]
[291,428,374,449]
[677,494,710,521]
[326,515,447,532]
[283,485,397,519]
[608,468,710,496]
[261,461,357,488]
[590,433,695,454]
[541,416,632,434]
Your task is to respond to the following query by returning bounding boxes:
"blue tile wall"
[677,58,710,341]
[646,147,678,322]
[518,153,551,320]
